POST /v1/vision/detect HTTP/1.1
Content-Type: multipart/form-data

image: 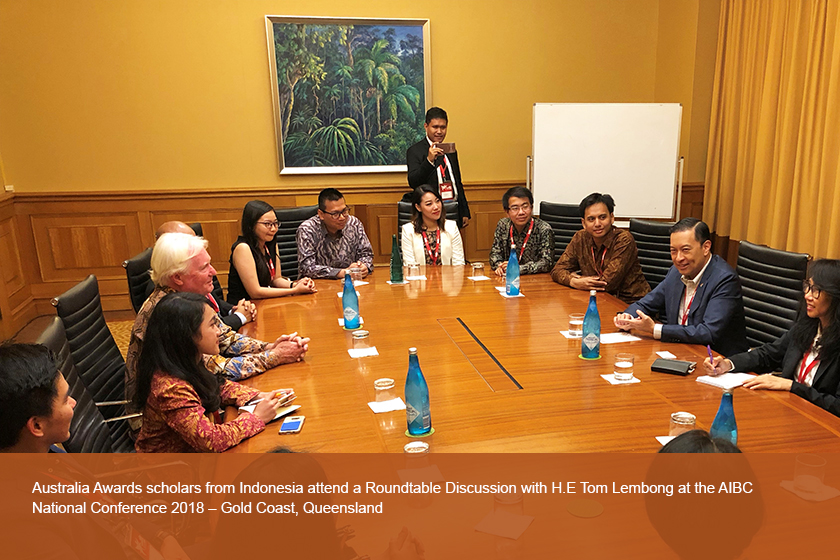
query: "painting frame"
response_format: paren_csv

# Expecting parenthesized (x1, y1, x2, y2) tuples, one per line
(264, 15, 431, 175)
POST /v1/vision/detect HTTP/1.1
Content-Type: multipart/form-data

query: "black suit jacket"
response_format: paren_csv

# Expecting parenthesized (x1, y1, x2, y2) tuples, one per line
(729, 330, 840, 417)
(406, 139, 471, 224)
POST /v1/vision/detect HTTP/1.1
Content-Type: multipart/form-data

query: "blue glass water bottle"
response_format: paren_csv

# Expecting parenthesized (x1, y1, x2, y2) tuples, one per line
(581, 290, 601, 359)
(506, 243, 521, 296)
(342, 274, 360, 330)
(710, 390, 738, 445)
(405, 347, 432, 436)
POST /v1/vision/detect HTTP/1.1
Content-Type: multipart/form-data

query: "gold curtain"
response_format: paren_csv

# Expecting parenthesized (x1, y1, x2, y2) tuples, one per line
(704, 0, 840, 258)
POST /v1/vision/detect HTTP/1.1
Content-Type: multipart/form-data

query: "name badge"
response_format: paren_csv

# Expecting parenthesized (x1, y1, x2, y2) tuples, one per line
(439, 182, 454, 200)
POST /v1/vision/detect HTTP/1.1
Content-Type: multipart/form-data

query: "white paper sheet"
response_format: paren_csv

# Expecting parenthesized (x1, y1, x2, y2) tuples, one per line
(237, 404, 300, 422)
(474, 510, 535, 540)
(601, 374, 641, 385)
(467, 275, 491, 281)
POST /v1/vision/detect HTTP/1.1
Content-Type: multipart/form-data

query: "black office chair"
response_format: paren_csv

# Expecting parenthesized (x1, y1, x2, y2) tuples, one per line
(51, 275, 133, 447)
(396, 200, 458, 246)
(122, 248, 153, 314)
(189, 222, 203, 236)
(737, 240, 810, 348)
(538, 202, 581, 260)
(36, 317, 136, 453)
(629, 219, 675, 289)
(275, 205, 318, 280)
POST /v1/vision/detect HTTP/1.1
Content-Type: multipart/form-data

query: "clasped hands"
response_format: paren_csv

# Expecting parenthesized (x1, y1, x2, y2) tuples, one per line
(613, 310, 656, 335)
(265, 331, 310, 363)
(339, 262, 370, 279)
(231, 299, 257, 322)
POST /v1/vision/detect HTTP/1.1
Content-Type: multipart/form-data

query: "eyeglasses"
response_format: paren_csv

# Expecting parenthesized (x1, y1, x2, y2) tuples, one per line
(321, 206, 351, 218)
(257, 221, 280, 229)
(508, 204, 531, 213)
(803, 281, 822, 298)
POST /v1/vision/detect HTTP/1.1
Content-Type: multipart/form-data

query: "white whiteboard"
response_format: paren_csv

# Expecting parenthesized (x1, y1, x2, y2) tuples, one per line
(532, 103, 682, 219)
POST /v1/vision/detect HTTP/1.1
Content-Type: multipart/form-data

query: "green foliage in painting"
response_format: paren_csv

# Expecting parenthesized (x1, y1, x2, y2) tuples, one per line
(273, 22, 426, 167)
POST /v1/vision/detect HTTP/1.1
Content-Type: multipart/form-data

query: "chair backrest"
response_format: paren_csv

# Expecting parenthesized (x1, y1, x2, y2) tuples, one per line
(275, 205, 318, 280)
(737, 240, 810, 348)
(51, 275, 128, 411)
(36, 317, 133, 452)
(538, 202, 581, 259)
(189, 222, 203, 236)
(123, 247, 153, 314)
(396, 200, 458, 246)
(629, 219, 675, 289)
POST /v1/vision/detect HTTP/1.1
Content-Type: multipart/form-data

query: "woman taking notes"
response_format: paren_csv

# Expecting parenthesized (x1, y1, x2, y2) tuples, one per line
(704, 259, 840, 417)
(227, 200, 316, 303)
(401, 185, 465, 266)
(134, 292, 292, 452)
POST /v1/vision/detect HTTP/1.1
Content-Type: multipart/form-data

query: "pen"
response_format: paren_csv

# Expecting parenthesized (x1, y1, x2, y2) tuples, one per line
(706, 344, 714, 365)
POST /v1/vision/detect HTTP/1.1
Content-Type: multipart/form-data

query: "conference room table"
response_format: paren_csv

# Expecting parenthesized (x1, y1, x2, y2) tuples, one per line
(231, 265, 840, 453)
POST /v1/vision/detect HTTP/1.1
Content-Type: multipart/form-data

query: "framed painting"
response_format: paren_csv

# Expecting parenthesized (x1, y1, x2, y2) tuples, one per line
(265, 16, 431, 175)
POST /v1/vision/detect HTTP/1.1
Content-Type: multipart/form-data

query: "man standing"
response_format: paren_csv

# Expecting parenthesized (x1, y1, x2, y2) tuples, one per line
(551, 193, 649, 303)
(490, 186, 555, 275)
(406, 107, 471, 228)
(126, 233, 309, 414)
(296, 188, 374, 279)
(614, 218, 748, 356)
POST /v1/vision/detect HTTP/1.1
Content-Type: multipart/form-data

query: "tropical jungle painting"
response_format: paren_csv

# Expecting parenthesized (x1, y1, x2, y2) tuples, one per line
(267, 17, 429, 172)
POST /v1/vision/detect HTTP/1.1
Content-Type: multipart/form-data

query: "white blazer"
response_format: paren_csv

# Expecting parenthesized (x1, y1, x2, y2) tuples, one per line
(401, 220, 465, 266)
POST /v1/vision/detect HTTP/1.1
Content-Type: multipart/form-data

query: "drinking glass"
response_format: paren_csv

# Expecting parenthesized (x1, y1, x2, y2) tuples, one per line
(568, 313, 584, 337)
(669, 412, 696, 436)
(471, 262, 485, 277)
(794, 454, 826, 493)
(614, 353, 634, 381)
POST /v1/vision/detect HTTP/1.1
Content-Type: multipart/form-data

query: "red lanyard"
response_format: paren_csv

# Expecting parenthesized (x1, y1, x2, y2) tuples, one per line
(798, 345, 820, 384)
(681, 290, 697, 325)
(590, 245, 608, 277)
(422, 229, 441, 265)
(510, 219, 534, 260)
(206, 294, 220, 313)
(265, 248, 276, 279)
(438, 163, 449, 182)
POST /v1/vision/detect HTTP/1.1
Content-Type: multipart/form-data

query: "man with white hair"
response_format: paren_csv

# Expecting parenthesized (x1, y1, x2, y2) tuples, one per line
(125, 232, 309, 416)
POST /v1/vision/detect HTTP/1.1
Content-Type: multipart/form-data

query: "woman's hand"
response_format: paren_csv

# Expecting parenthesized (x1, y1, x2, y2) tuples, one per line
(253, 393, 282, 423)
(743, 374, 793, 392)
(294, 277, 317, 294)
(703, 356, 732, 377)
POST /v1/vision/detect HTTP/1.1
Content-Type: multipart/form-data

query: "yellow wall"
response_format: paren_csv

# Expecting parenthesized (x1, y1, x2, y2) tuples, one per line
(0, 0, 717, 192)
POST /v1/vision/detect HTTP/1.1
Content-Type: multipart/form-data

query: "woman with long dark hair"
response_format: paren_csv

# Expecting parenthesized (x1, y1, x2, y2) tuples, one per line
(227, 200, 316, 303)
(400, 185, 464, 266)
(705, 259, 840, 417)
(134, 292, 289, 452)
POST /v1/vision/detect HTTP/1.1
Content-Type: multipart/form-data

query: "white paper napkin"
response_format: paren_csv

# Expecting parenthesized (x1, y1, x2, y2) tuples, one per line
(559, 331, 640, 343)
(655, 435, 676, 446)
(500, 291, 525, 298)
(474, 510, 534, 540)
(780, 480, 840, 502)
(405, 275, 427, 281)
(348, 346, 379, 358)
(467, 275, 491, 281)
(386, 280, 409, 285)
(353, 280, 369, 287)
(601, 374, 641, 385)
(397, 464, 445, 484)
(367, 397, 406, 413)
(337, 290, 360, 297)
(656, 351, 677, 359)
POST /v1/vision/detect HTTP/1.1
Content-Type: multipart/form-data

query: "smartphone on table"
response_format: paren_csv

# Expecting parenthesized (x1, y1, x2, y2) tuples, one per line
(279, 415, 305, 434)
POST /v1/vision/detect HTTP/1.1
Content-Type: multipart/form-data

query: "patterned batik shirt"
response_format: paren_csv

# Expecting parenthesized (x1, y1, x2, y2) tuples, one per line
(126, 286, 285, 414)
(134, 372, 263, 453)
(489, 217, 556, 274)
(296, 215, 374, 279)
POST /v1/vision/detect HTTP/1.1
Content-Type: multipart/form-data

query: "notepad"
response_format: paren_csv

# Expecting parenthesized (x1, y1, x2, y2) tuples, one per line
(237, 404, 300, 422)
(696, 372, 756, 390)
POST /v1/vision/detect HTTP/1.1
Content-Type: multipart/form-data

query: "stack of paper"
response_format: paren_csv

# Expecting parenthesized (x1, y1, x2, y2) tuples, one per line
(696, 372, 756, 390)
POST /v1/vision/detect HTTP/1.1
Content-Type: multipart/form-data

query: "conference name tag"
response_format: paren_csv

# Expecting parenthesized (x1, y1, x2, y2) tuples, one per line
(439, 182, 454, 200)
(583, 333, 599, 351)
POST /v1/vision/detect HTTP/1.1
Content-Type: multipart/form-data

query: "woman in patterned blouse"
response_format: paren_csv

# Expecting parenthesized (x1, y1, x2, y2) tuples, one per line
(400, 185, 465, 266)
(134, 292, 288, 452)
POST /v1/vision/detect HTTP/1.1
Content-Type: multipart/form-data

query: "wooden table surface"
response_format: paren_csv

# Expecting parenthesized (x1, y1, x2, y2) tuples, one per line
(231, 266, 840, 453)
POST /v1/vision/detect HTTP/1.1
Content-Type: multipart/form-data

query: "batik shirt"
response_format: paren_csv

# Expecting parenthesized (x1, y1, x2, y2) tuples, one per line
(296, 215, 374, 279)
(134, 372, 263, 453)
(489, 217, 555, 274)
(126, 286, 283, 413)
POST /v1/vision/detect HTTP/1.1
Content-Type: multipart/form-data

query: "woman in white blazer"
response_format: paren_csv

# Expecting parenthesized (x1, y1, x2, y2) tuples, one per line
(401, 186, 465, 266)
